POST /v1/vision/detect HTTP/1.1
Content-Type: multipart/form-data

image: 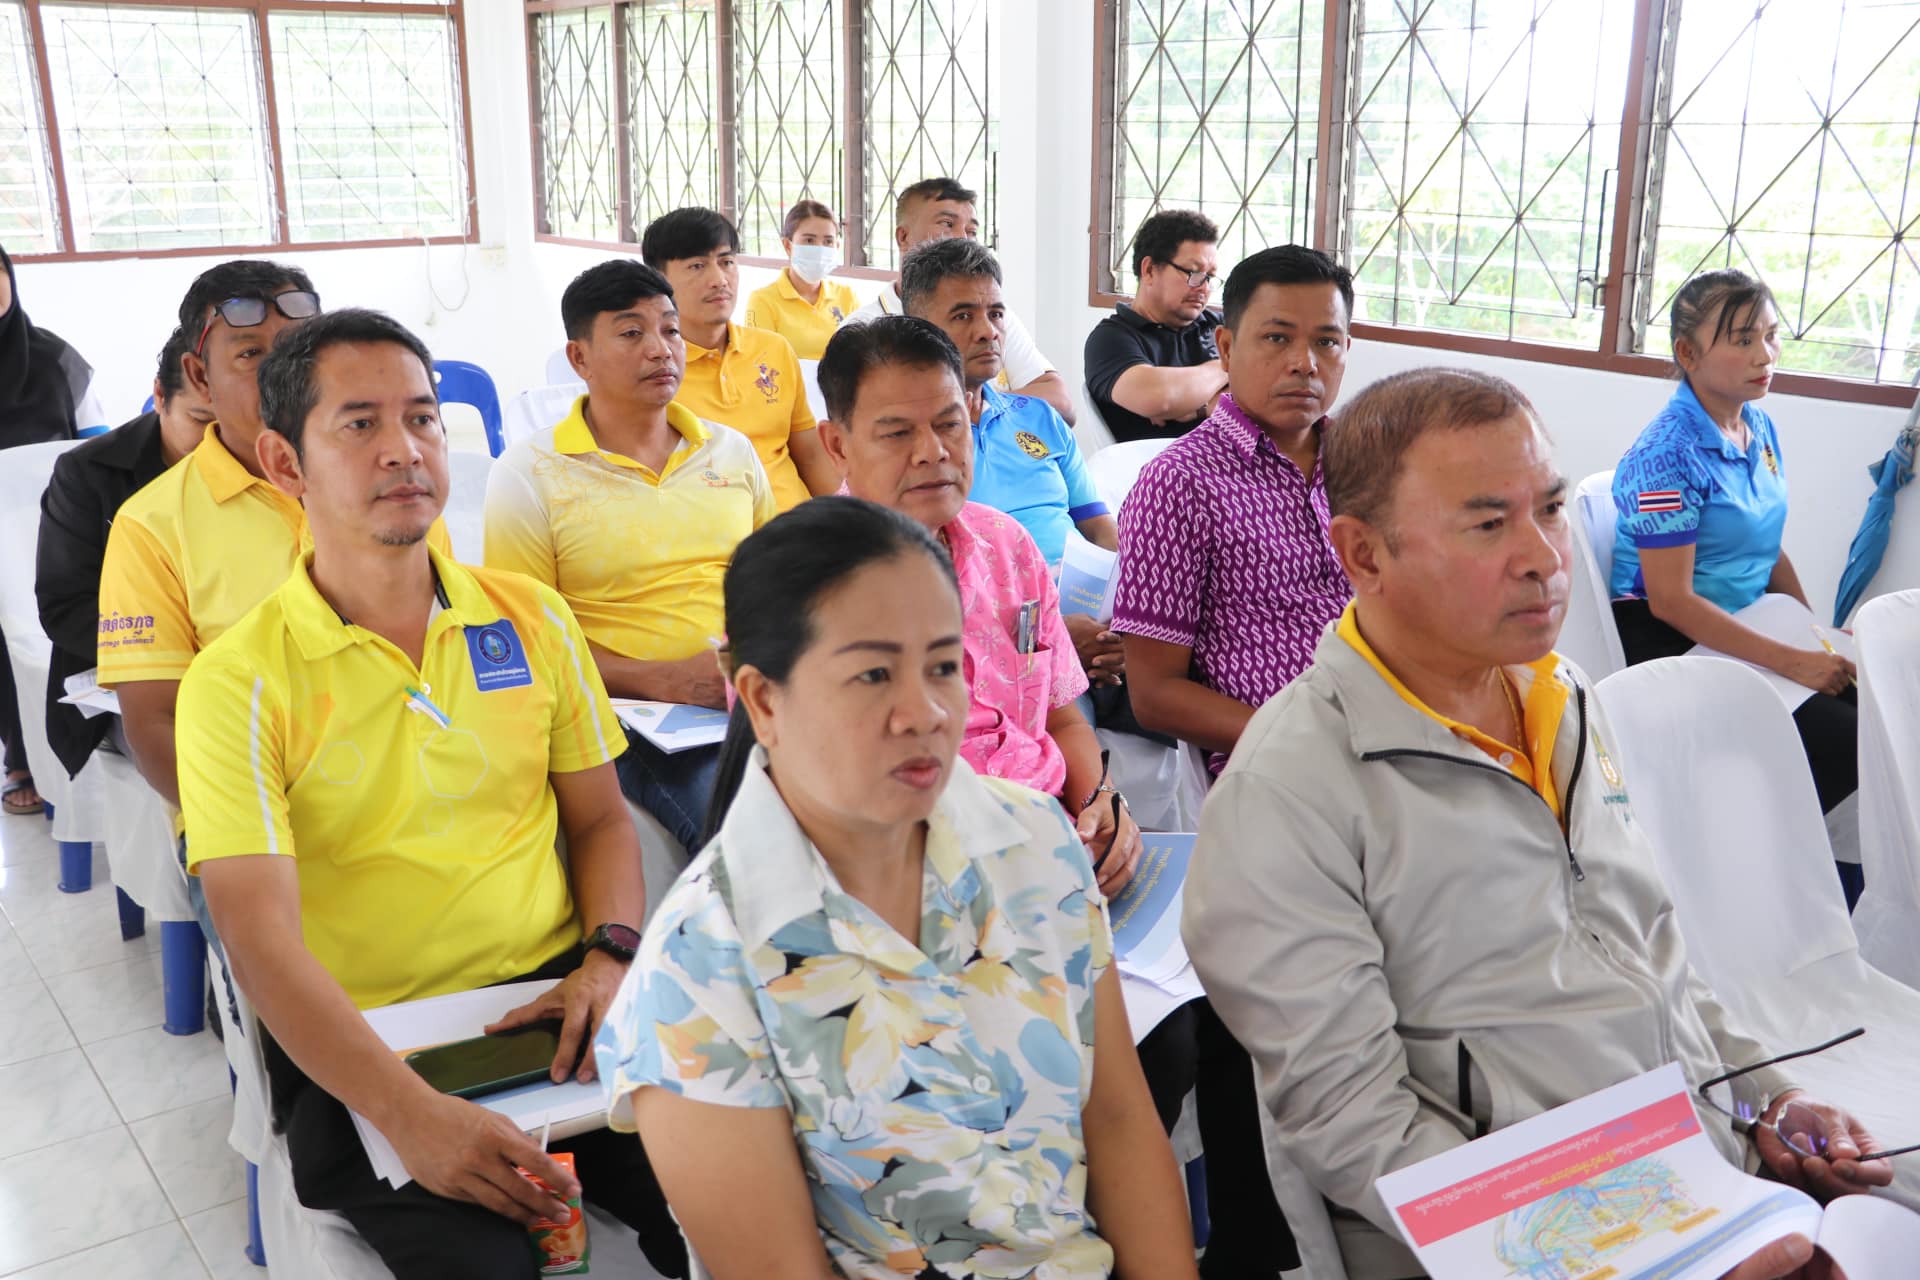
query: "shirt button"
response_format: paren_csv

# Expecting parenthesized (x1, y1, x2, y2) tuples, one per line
(1010, 1187, 1028, 1207)
(973, 1073, 994, 1092)
(1499, 752, 1515, 766)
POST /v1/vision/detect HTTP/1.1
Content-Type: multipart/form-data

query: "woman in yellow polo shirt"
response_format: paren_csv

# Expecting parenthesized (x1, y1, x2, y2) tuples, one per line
(744, 199, 860, 360)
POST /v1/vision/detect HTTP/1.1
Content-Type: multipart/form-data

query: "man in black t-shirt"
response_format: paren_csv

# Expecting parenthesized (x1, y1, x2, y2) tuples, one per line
(1083, 210, 1228, 443)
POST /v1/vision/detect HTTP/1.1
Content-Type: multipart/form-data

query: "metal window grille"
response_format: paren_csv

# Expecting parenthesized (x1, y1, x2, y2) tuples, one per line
(732, 0, 842, 256)
(532, 5, 620, 241)
(1337, 0, 1631, 347)
(1, 1, 57, 251)
(269, 10, 469, 243)
(859, 0, 996, 269)
(40, 3, 277, 252)
(1101, 0, 1323, 295)
(1635, 0, 1920, 385)
(625, 0, 718, 234)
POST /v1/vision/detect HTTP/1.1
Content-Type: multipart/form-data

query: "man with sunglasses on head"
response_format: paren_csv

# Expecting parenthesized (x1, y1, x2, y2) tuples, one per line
(1084, 209, 1227, 443)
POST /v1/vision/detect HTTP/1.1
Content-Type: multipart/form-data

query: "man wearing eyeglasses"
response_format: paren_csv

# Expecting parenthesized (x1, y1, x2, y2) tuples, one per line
(1185, 367, 1891, 1280)
(1083, 209, 1228, 443)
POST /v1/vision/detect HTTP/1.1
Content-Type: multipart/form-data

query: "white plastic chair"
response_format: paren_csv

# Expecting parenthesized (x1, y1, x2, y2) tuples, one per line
(1086, 437, 1175, 517)
(1852, 590, 1920, 987)
(1563, 470, 1627, 679)
(798, 358, 825, 421)
(442, 450, 494, 564)
(0, 440, 100, 884)
(1595, 656, 1920, 1208)
(503, 383, 587, 452)
(546, 347, 577, 387)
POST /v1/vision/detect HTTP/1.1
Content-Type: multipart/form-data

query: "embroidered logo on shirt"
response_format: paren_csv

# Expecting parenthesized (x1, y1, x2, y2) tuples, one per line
(701, 468, 730, 487)
(1636, 489, 1683, 513)
(754, 363, 780, 402)
(830, 306, 845, 321)
(1014, 430, 1050, 460)
(465, 619, 533, 691)
(1762, 442, 1779, 475)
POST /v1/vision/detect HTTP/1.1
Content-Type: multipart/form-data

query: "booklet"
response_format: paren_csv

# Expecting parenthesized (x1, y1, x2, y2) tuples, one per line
(1377, 1062, 1920, 1279)
(1688, 594, 1857, 713)
(1109, 832, 1194, 983)
(611, 699, 730, 753)
(59, 668, 120, 718)
(1057, 536, 1118, 623)
(351, 981, 608, 1188)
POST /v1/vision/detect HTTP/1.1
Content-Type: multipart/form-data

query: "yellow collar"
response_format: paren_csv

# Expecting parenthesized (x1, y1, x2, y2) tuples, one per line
(196, 422, 276, 505)
(681, 323, 740, 364)
(281, 543, 497, 661)
(552, 396, 710, 469)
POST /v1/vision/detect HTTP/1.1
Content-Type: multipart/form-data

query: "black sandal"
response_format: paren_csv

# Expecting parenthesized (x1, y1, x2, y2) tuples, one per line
(1, 774, 43, 817)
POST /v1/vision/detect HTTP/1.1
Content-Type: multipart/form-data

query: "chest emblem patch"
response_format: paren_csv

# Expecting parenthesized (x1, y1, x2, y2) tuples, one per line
(701, 468, 730, 487)
(1762, 441, 1779, 475)
(754, 362, 780, 402)
(1015, 430, 1050, 460)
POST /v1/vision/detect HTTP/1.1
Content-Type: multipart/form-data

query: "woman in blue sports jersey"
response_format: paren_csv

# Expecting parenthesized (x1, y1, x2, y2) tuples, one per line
(1608, 269, 1860, 903)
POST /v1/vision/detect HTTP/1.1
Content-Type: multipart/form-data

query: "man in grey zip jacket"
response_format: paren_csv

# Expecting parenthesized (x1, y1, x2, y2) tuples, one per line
(1184, 367, 1889, 1280)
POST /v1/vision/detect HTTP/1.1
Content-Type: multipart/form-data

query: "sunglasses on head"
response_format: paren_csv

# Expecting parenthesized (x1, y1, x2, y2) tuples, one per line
(195, 290, 321, 355)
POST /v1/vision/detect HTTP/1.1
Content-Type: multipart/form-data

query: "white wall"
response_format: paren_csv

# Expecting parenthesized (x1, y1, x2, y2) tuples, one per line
(15, 0, 1913, 614)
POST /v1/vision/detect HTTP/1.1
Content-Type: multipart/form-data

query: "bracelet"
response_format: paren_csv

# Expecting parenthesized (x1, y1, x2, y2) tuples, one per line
(1083, 781, 1121, 811)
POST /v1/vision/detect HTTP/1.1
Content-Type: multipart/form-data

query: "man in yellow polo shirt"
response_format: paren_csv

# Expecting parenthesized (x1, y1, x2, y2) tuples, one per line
(177, 308, 686, 1279)
(485, 260, 775, 851)
(639, 206, 836, 509)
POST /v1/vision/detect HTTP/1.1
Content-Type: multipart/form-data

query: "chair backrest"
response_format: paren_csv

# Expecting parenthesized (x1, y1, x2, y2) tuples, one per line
(1087, 437, 1175, 515)
(1851, 589, 1920, 985)
(545, 347, 577, 386)
(1560, 469, 1627, 678)
(433, 360, 504, 457)
(443, 450, 494, 564)
(1594, 657, 1858, 1038)
(798, 357, 825, 421)
(1077, 392, 1118, 454)
(0, 440, 79, 654)
(502, 383, 587, 451)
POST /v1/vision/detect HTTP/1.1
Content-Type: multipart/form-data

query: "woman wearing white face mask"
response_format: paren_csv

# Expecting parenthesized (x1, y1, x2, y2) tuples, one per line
(745, 199, 861, 359)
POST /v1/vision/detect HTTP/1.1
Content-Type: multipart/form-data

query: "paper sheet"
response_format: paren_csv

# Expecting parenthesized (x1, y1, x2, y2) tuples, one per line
(59, 668, 120, 718)
(1057, 537, 1117, 623)
(350, 981, 609, 1188)
(1378, 1064, 1830, 1279)
(612, 699, 729, 753)
(1119, 962, 1203, 1042)
(1688, 594, 1858, 713)
(1815, 1193, 1920, 1278)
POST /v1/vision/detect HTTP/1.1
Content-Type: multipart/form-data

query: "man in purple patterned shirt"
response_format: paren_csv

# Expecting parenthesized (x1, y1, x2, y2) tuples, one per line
(1112, 244, 1357, 774)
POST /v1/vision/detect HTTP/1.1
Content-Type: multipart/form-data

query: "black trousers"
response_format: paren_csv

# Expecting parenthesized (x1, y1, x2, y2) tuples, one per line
(263, 950, 686, 1280)
(1136, 997, 1300, 1277)
(0, 625, 25, 777)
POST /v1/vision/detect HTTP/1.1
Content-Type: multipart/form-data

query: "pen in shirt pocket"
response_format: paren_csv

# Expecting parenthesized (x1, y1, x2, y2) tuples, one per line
(404, 685, 451, 728)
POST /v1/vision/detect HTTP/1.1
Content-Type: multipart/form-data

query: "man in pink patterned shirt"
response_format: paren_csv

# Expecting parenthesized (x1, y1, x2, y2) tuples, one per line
(815, 315, 1143, 896)
(1113, 245, 1357, 774)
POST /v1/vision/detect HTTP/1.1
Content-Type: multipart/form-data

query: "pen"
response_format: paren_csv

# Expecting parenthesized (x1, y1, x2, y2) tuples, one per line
(404, 685, 452, 728)
(1809, 626, 1857, 686)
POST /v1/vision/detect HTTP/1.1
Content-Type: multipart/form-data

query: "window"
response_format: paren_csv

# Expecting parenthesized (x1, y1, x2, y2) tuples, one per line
(732, 0, 842, 256)
(1636, 0, 1920, 384)
(1095, 0, 1920, 395)
(527, 0, 998, 268)
(1099, 0, 1323, 295)
(12, 0, 472, 259)
(859, 0, 996, 267)
(531, 6, 619, 241)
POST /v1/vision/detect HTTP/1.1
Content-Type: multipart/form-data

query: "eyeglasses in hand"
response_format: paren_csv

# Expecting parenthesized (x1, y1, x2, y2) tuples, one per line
(1696, 1028, 1919, 1162)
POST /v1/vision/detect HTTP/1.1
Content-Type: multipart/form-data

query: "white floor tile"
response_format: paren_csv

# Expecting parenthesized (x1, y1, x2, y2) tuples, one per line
(0, 1047, 119, 1160)
(12, 888, 161, 980)
(130, 1096, 247, 1219)
(0, 979, 77, 1069)
(0, 1127, 174, 1273)
(6, 1219, 211, 1280)
(85, 1022, 228, 1124)
(0, 930, 38, 991)
(182, 1197, 262, 1280)
(0, 812, 56, 868)
(43, 947, 166, 1044)
(0, 847, 108, 927)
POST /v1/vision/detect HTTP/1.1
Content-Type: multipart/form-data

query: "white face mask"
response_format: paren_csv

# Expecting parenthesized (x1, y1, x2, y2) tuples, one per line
(789, 243, 839, 286)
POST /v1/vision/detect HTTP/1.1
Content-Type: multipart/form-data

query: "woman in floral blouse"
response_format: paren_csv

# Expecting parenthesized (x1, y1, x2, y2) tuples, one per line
(595, 496, 1197, 1279)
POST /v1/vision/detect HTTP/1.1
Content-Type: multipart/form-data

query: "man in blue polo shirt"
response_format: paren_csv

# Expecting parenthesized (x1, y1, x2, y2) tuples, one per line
(900, 238, 1115, 567)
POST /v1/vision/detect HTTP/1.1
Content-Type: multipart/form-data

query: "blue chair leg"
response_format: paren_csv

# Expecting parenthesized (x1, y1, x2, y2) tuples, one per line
(42, 800, 53, 823)
(246, 1162, 267, 1266)
(116, 887, 146, 940)
(1186, 1154, 1210, 1249)
(160, 921, 207, 1035)
(57, 838, 92, 893)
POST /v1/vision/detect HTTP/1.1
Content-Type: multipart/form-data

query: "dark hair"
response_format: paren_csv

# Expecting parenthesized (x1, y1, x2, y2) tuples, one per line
(894, 177, 977, 231)
(257, 308, 437, 457)
(560, 260, 675, 341)
(782, 199, 838, 240)
(154, 325, 193, 404)
(1222, 244, 1354, 332)
(816, 315, 966, 423)
(1131, 208, 1219, 279)
(639, 207, 741, 269)
(1324, 367, 1543, 536)
(898, 237, 1001, 317)
(701, 497, 961, 844)
(177, 259, 315, 336)
(1669, 268, 1777, 366)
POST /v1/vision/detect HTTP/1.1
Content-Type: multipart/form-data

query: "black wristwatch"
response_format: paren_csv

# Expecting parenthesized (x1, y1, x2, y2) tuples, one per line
(584, 922, 641, 963)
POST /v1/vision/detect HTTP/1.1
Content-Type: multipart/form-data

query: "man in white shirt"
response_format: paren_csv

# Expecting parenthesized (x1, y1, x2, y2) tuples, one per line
(844, 176, 1074, 425)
